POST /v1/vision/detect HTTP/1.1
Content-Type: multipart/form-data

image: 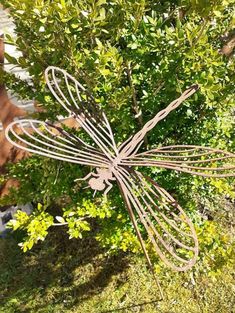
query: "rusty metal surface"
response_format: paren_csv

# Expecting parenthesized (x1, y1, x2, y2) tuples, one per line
(5, 67, 235, 295)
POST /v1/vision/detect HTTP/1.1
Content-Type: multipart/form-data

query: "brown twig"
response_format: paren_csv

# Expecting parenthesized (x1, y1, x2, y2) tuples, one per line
(125, 61, 148, 147)
(191, 18, 209, 48)
(153, 80, 165, 96)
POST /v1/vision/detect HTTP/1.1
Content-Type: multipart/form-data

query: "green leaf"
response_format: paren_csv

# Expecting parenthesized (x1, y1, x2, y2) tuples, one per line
(71, 23, 80, 29)
(97, 0, 106, 6)
(55, 216, 66, 223)
(4, 52, 18, 65)
(127, 42, 138, 49)
(100, 68, 111, 76)
(99, 7, 106, 20)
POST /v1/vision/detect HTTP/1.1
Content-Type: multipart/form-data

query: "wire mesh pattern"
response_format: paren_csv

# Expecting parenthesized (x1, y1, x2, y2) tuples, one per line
(5, 67, 235, 290)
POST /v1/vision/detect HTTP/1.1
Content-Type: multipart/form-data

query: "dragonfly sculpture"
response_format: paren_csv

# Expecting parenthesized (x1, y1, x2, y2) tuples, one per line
(5, 67, 235, 293)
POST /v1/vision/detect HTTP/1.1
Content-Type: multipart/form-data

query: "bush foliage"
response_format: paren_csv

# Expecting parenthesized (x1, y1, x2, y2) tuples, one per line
(1, 0, 235, 276)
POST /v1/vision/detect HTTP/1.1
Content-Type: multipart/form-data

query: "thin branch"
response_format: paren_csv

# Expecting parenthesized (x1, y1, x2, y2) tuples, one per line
(52, 216, 87, 227)
(153, 80, 165, 96)
(52, 222, 68, 226)
(125, 61, 148, 147)
(191, 18, 209, 48)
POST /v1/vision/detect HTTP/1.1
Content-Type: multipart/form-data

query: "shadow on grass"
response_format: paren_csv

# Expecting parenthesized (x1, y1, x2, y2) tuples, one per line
(0, 227, 129, 312)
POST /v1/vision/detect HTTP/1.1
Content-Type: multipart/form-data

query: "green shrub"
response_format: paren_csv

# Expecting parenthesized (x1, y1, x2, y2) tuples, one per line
(1, 0, 234, 275)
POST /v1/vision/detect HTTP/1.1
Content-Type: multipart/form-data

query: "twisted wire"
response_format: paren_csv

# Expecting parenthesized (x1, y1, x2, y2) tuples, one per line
(120, 85, 199, 157)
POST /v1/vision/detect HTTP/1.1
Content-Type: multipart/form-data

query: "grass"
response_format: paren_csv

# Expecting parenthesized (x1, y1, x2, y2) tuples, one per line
(0, 226, 234, 313)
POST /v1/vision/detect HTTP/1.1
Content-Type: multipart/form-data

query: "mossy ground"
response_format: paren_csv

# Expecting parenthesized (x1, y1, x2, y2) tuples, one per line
(0, 228, 234, 313)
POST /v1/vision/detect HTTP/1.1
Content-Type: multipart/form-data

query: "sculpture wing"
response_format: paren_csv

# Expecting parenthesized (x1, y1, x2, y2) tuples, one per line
(115, 167, 198, 271)
(5, 119, 110, 168)
(122, 145, 235, 177)
(45, 66, 118, 161)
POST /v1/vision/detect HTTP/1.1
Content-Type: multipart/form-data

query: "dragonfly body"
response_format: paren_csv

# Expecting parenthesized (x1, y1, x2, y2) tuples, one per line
(85, 155, 126, 194)
(86, 167, 116, 194)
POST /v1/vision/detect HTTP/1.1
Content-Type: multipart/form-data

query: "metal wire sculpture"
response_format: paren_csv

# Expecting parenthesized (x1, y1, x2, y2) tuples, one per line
(5, 67, 235, 296)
